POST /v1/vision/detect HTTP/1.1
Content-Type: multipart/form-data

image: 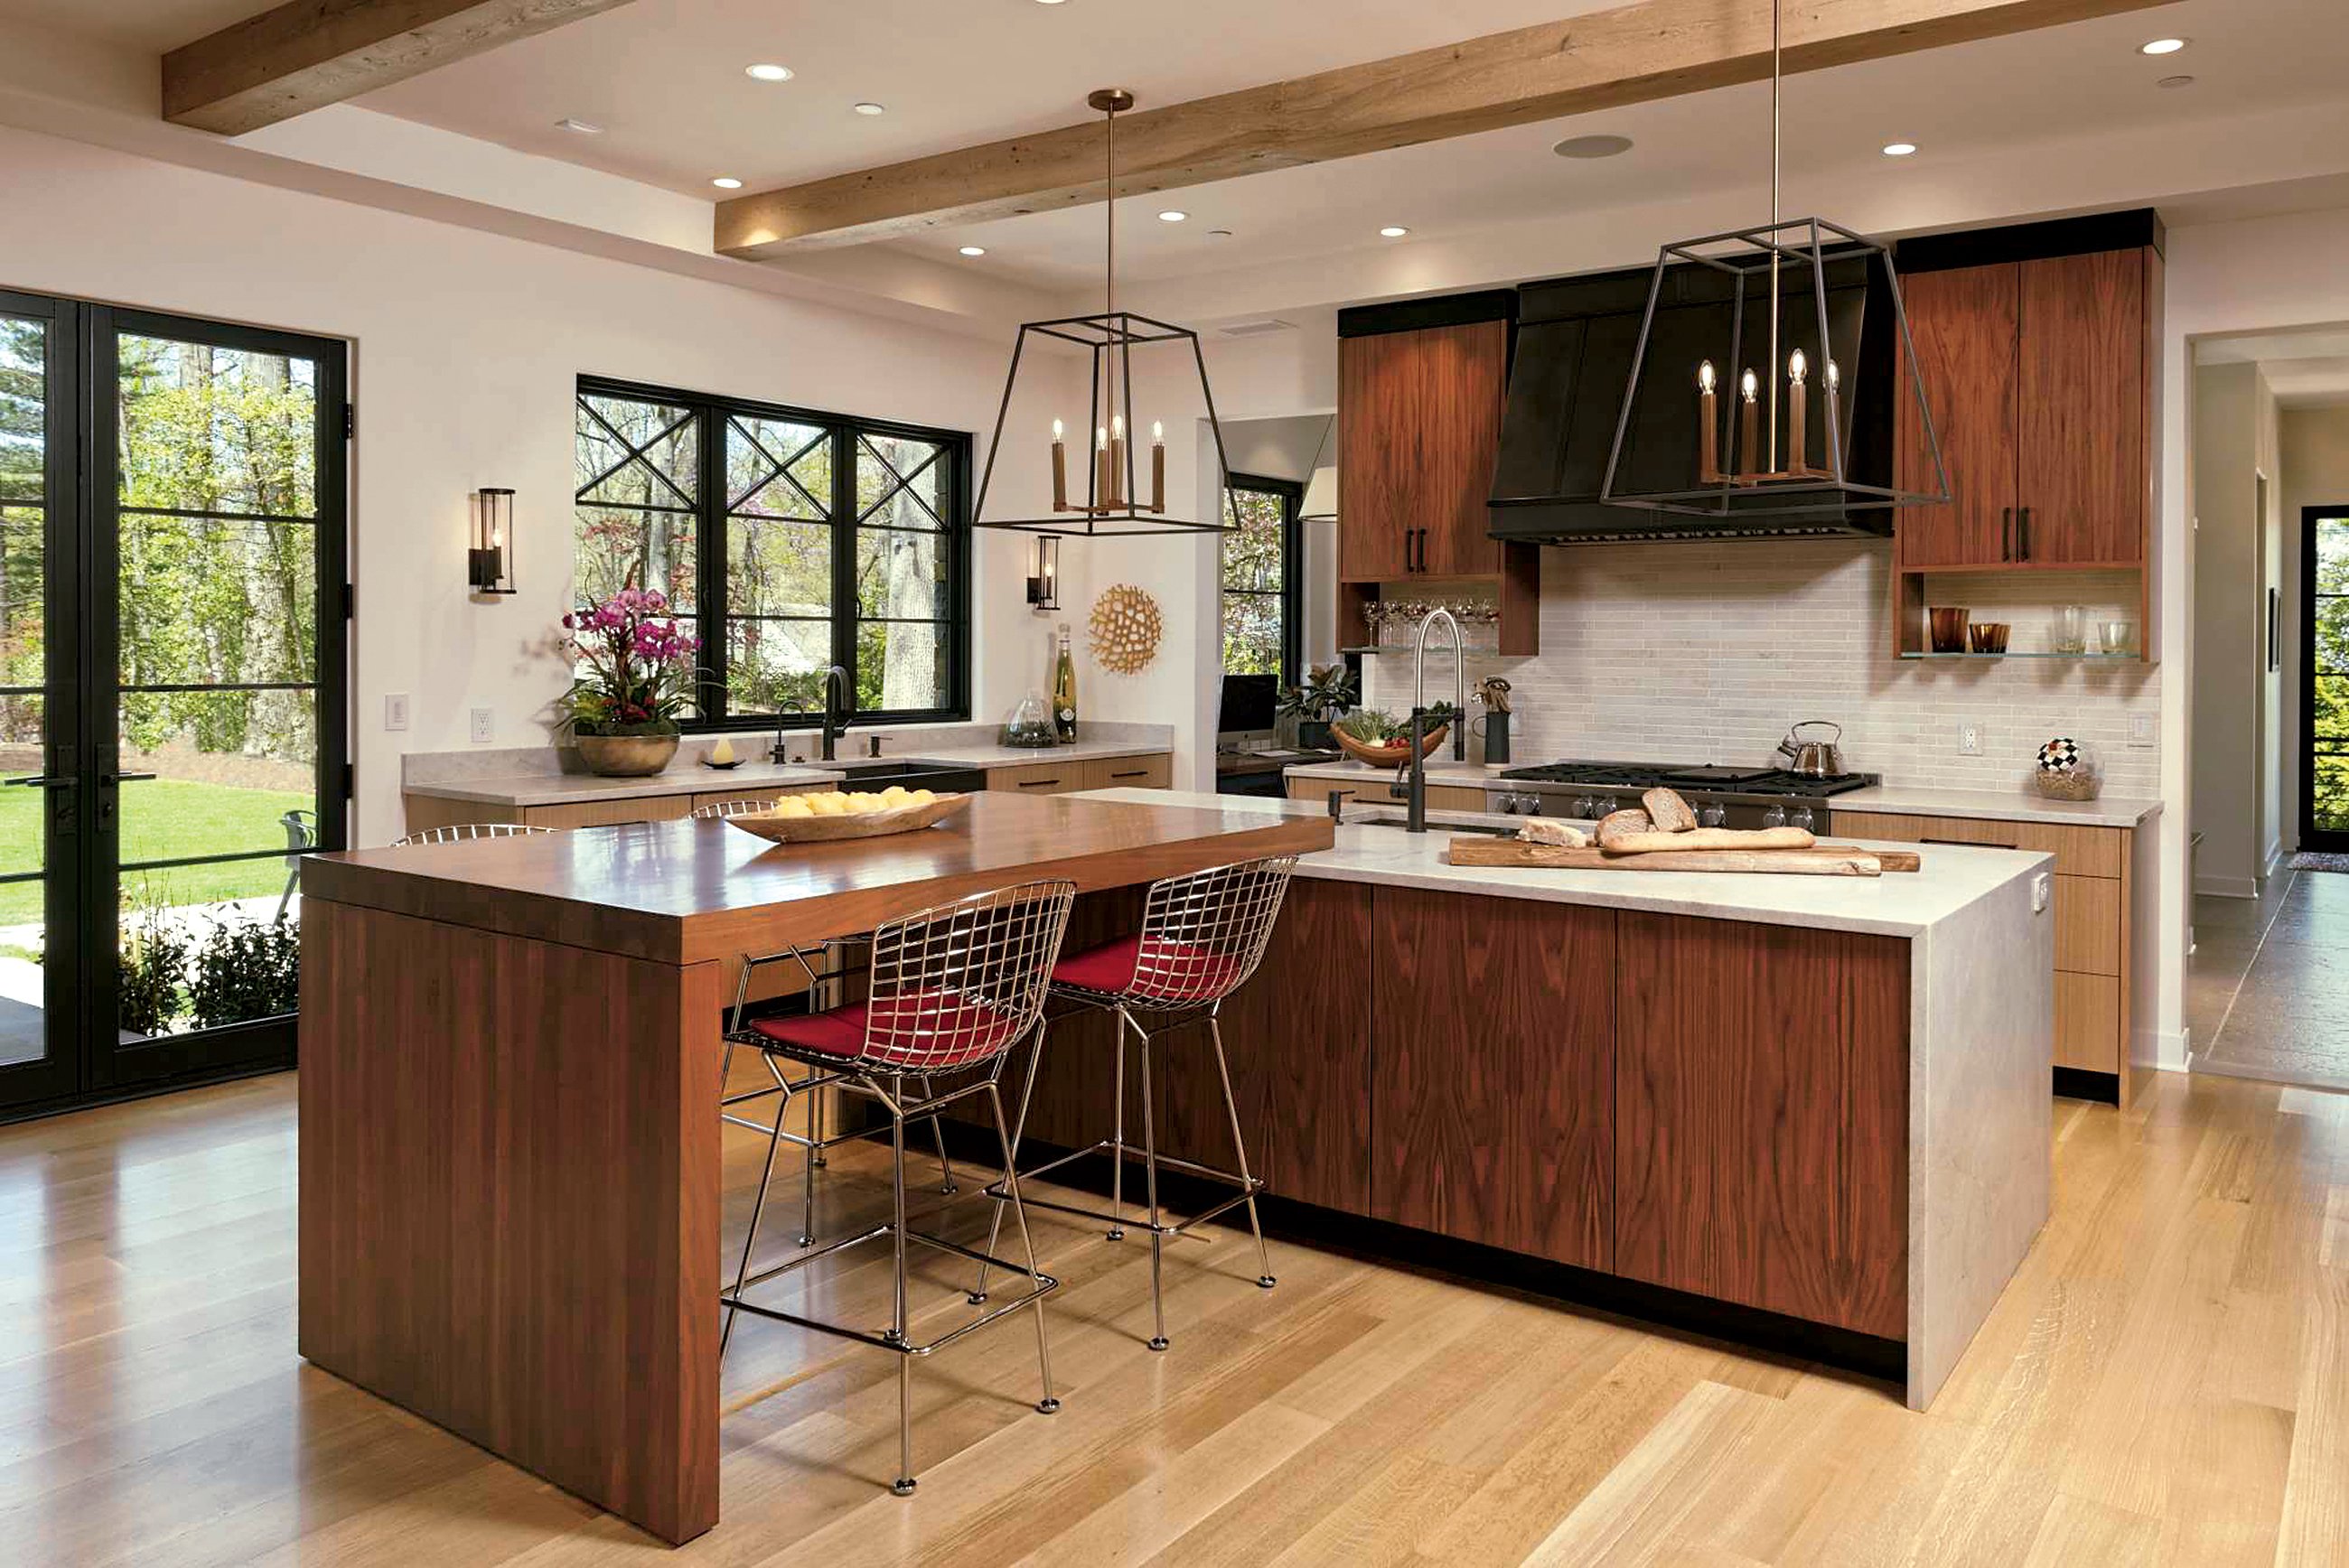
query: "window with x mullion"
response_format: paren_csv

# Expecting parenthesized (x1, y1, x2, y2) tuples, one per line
(574, 376, 971, 728)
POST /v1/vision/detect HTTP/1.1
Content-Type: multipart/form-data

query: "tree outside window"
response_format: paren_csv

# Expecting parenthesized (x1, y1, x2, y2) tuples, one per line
(571, 379, 969, 727)
(1221, 474, 1301, 680)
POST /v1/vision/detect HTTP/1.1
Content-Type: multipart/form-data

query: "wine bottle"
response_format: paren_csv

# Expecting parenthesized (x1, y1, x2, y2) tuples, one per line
(1052, 623, 1078, 743)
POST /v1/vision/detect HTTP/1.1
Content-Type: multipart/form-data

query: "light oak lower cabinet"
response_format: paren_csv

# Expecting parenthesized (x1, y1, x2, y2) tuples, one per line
(1833, 807, 2137, 1102)
(1088, 754, 1173, 790)
(1286, 775, 1487, 813)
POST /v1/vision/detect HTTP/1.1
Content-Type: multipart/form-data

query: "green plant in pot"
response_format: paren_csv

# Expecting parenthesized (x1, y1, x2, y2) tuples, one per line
(558, 586, 705, 777)
(1277, 663, 1357, 751)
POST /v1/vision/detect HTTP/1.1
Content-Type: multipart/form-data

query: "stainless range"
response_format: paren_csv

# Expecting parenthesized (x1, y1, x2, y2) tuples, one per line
(1485, 761, 1881, 832)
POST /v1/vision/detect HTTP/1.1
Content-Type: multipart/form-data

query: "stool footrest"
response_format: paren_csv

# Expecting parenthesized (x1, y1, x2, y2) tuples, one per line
(984, 1140, 1263, 1237)
(724, 1223, 1058, 1357)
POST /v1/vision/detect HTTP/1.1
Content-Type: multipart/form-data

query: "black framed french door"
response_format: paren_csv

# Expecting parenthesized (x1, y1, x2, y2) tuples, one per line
(2306, 504, 2349, 854)
(0, 292, 348, 1118)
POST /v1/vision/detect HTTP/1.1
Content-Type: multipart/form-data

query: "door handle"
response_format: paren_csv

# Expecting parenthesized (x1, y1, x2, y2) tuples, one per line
(3, 776, 75, 789)
(103, 772, 158, 785)
(2017, 507, 2031, 562)
(2002, 507, 2013, 562)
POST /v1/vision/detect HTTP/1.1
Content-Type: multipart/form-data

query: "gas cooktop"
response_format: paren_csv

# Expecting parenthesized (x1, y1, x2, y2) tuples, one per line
(1498, 761, 1880, 798)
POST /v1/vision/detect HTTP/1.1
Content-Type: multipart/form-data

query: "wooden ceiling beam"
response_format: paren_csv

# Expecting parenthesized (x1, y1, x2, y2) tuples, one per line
(164, 0, 639, 136)
(715, 0, 2177, 258)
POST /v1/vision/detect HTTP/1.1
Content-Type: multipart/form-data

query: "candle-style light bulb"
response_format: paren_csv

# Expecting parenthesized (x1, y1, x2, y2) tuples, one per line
(1736, 369, 1762, 480)
(1741, 369, 1759, 401)
(1785, 350, 1811, 477)
(1095, 425, 1107, 450)
(1111, 414, 1124, 440)
(1699, 359, 1717, 393)
(1148, 418, 1166, 513)
(1788, 348, 1807, 384)
(1696, 359, 1721, 483)
(1053, 418, 1064, 440)
(1826, 359, 1840, 390)
(1050, 418, 1069, 511)
(1151, 420, 1164, 443)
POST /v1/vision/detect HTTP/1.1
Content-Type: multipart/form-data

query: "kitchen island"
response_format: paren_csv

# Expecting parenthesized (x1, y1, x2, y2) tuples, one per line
(1024, 790, 2055, 1421)
(295, 789, 1332, 1545)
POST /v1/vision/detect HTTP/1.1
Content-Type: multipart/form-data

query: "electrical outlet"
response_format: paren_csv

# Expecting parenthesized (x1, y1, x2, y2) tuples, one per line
(470, 706, 494, 744)
(2129, 712, 2157, 748)
(1958, 723, 1984, 757)
(383, 693, 409, 732)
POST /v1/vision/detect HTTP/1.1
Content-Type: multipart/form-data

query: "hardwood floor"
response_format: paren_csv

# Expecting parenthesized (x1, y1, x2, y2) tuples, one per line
(5, 1055, 2348, 1564)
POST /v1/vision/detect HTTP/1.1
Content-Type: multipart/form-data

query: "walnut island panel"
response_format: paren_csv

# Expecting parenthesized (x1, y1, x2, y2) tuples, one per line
(295, 791, 1335, 1545)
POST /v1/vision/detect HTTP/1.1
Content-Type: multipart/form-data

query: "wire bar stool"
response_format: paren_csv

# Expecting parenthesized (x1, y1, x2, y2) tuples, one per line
(388, 822, 559, 846)
(720, 878, 1077, 1497)
(692, 797, 788, 818)
(976, 856, 1296, 1352)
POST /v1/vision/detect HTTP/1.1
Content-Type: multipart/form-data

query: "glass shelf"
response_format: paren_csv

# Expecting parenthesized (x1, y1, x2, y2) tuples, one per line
(1899, 650, 2138, 660)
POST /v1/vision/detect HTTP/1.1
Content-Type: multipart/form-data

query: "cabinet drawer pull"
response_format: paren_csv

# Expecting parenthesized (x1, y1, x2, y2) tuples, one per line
(1109, 769, 1146, 779)
(1922, 834, 2017, 850)
(1016, 778, 1060, 789)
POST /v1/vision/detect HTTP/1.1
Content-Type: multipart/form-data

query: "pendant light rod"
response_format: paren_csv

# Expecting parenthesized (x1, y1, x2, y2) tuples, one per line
(1766, 0, 1783, 469)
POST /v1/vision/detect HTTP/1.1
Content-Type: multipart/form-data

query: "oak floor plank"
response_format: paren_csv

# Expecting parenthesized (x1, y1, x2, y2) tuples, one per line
(2276, 1266, 2349, 1567)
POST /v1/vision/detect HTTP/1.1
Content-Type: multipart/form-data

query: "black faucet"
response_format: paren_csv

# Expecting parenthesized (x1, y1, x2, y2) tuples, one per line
(819, 665, 851, 761)
(1390, 609, 1467, 833)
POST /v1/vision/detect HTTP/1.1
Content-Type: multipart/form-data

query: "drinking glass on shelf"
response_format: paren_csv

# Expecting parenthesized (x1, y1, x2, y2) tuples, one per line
(2054, 604, 2089, 655)
(2099, 620, 2135, 657)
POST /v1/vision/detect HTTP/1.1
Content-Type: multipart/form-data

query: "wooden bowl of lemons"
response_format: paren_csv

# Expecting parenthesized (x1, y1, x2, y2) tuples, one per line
(719, 787, 973, 845)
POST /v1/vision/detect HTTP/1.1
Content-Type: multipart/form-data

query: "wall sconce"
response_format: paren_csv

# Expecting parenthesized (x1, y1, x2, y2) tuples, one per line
(1025, 534, 1060, 611)
(468, 488, 516, 596)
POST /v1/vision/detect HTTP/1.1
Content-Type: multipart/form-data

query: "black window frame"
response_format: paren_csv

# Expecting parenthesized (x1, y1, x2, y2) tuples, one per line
(575, 374, 973, 733)
(1220, 471, 1304, 685)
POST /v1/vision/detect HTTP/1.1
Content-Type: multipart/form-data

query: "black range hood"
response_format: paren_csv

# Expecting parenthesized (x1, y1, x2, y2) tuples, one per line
(1489, 257, 1898, 545)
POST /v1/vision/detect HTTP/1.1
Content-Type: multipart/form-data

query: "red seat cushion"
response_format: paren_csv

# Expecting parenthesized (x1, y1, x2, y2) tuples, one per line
(750, 989, 1025, 1070)
(1051, 935, 1244, 1004)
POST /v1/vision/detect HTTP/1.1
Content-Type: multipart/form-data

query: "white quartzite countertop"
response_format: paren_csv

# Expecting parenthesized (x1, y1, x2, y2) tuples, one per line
(402, 724, 1175, 807)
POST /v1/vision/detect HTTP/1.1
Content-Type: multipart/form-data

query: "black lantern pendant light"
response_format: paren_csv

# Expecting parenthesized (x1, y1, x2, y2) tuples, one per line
(1599, 0, 1949, 527)
(973, 89, 1238, 539)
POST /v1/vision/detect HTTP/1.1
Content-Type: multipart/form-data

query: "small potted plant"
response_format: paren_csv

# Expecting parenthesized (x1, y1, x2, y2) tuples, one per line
(1277, 663, 1357, 751)
(559, 587, 703, 777)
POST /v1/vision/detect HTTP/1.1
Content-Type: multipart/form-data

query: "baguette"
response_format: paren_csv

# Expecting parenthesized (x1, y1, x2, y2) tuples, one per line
(1641, 787, 1699, 835)
(1598, 826, 1818, 855)
(1515, 818, 1589, 848)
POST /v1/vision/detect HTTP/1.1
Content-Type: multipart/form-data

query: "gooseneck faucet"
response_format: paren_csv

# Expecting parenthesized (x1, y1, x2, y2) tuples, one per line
(1393, 608, 1467, 833)
(819, 665, 851, 761)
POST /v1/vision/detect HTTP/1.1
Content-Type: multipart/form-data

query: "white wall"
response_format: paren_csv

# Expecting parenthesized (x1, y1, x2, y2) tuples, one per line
(2189, 361, 2280, 896)
(2280, 404, 2349, 847)
(2162, 204, 2349, 1071)
(0, 121, 1067, 845)
(1220, 412, 1340, 669)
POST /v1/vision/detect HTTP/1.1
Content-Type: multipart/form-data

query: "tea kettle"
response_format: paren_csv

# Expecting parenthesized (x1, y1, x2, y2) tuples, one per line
(1774, 720, 1846, 778)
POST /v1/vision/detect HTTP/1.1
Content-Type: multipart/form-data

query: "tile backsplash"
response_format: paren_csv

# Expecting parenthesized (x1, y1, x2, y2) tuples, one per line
(1361, 538, 2160, 798)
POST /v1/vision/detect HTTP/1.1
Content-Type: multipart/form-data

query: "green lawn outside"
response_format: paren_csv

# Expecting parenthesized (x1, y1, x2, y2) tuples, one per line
(0, 777, 308, 929)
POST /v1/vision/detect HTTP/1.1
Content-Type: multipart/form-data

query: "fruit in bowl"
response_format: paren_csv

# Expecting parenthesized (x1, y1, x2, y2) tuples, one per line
(1330, 706, 1455, 765)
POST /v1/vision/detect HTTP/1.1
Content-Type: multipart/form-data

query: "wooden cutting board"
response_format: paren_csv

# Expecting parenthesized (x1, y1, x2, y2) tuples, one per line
(1445, 836, 1921, 875)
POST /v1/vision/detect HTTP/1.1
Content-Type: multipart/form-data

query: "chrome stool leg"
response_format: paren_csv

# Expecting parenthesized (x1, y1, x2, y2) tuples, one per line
(1107, 1020, 1127, 1241)
(985, 1075, 1059, 1415)
(723, 1082, 791, 1361)
(1207, 1010, 1276, 1290)
(1131, 1007, 1169, 1352)
(921, 1072, 958, 1194)
(972, 1022, 1048, 1307)
(884, 1092, 916, 1495)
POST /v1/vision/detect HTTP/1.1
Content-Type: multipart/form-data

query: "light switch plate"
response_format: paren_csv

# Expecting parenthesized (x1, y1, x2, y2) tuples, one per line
(1958, 723, 1984, 757)
(383, 693, 409, 732)
(470, 706, 493, 744)
(2129, 713, 2157, 748)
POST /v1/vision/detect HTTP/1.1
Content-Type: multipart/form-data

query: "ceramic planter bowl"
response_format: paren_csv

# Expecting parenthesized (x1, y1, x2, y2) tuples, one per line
(575, 733, 680, 777)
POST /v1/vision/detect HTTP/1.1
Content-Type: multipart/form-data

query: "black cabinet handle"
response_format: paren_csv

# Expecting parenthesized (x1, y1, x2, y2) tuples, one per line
(1015, 778, 1060, 789)
(2018, 507, 2031, 562)
(2002, 507, 2013, 561)
(1109, 769, 1146, 779)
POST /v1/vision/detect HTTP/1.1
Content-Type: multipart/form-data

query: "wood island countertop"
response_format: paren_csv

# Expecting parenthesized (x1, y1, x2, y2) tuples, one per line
(303, 789, 1335, 965)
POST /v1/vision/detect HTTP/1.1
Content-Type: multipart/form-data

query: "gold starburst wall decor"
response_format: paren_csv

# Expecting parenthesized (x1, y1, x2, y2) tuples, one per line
(1087, 583, 1162, 676)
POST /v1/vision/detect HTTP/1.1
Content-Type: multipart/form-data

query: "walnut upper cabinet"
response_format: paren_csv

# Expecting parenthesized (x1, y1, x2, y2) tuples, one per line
(1338, 317, 1508, 580)
(1895, 232, 2157, 573)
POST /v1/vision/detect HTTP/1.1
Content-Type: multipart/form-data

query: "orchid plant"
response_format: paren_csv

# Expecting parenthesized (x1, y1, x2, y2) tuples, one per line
(558, 587, 704, 736)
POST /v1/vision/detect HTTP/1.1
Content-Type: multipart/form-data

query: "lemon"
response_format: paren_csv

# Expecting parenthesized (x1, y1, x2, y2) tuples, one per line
(774, 797, 815, 818)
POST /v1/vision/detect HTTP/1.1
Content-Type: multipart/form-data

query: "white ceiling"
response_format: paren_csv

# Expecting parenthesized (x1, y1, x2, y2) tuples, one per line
(9, 0, 2349, 303)
(2202, 330, 2349, 407)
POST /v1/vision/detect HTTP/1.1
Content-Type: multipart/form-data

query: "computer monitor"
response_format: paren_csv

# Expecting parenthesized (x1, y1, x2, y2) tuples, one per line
(1217, 673, 1278, 737)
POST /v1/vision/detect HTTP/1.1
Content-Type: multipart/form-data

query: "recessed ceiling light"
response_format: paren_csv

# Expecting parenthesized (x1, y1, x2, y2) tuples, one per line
(1552, 134, 1634, 159)
(1034, 0, 1068, 5)
(1157, 210, 1188, 223)
(555, 117, 604, 135)
(959, 245, 987, 257)
(1379, 225, 1409, 238)
(2139, 36, 2188, 55)
(744, 62, 792, 82)
(853, 101, 886, 116)
(1882, 142, 1918, 157)
(711, 176, 744, 190)
(2157, 74, 2196, 89)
